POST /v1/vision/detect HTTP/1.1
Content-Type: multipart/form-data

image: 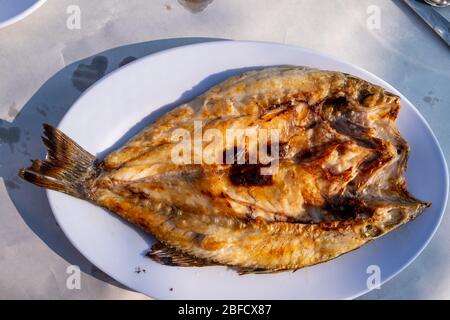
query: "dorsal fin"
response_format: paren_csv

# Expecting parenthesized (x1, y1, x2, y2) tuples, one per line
(147, 242, 216, 267)
(236, 267, 289, 275)
(148, 242, 292, 274)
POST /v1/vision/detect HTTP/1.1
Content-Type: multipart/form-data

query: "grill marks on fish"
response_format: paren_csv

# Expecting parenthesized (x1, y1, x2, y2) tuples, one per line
(331, 118, 381, 149)
(324, 197, 375, 221)
(294, 141, 341, 164)
(260, 97, 305, 120)
(18, 66, 430, 272)
(357, 89, 374, 105)
(224, 145, 278, 187)
(229, 164, 273, 186)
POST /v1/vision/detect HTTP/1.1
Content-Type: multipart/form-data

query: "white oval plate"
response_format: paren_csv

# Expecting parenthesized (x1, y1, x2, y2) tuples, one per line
(0, 0, 46, 29)
(48, 41, 448, 299)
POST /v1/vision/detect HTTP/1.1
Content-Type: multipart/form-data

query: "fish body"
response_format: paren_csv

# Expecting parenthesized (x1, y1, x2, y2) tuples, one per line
(20, 66, 430, 273)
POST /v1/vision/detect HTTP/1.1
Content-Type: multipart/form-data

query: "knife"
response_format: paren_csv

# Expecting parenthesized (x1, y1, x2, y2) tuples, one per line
(403, 0, 450, 46)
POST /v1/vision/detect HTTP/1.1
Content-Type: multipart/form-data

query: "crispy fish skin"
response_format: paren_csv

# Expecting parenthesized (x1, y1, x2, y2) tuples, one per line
(19, 66, 430, 272)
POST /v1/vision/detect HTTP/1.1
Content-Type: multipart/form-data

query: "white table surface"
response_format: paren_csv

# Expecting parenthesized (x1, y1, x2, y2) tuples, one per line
(0, 0, 449, 300)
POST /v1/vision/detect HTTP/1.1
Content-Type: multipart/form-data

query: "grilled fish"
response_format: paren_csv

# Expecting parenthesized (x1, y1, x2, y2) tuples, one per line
(19, 66, 430, 273)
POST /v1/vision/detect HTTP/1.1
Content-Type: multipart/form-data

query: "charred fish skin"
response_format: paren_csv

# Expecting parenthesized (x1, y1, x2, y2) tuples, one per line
(19, 66, 430, 273)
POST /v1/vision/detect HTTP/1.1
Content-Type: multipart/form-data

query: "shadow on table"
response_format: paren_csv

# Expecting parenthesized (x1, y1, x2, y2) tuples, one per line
(0, 37, 236, 290)
(1, 36, 284, 291)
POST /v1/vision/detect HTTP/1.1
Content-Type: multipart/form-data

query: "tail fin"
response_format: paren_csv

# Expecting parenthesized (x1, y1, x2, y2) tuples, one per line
(18, 124, 98, 199)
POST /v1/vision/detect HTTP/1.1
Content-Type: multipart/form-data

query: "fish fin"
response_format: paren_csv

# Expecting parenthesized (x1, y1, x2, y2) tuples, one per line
(237, 267, 288, 275)
(147, 242, 216, 267)
(18, 124, 98, 199)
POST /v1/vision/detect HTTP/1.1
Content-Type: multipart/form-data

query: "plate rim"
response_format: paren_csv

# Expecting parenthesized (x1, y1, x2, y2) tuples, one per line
(0, 0, 47, 29)
(47, 40, 449, 299)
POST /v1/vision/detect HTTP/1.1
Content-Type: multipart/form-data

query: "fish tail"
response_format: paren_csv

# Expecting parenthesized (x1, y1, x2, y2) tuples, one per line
(18, 124, 98, 199)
